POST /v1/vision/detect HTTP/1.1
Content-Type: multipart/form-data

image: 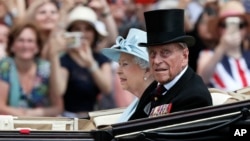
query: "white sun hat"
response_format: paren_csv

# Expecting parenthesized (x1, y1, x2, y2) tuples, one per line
(101, 28, 148, 62)
(67, 6, 108, 37)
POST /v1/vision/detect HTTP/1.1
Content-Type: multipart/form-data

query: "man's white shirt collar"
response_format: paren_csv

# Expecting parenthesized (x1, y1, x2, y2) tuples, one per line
(144, 66, 188, 114)
(162, 66, 188, 94)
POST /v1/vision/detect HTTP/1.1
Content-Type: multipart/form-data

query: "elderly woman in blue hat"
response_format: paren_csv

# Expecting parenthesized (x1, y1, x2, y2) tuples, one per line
(102, 28, 154, 122)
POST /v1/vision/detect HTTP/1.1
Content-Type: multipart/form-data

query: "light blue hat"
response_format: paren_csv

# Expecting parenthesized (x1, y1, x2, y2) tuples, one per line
(101, 28, 148, 62)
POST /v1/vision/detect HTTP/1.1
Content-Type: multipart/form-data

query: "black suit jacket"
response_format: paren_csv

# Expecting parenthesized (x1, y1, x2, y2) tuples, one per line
(129, 67, 212, 121)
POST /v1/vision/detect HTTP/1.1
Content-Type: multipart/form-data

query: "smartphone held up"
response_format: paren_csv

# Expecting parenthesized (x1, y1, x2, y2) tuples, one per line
(225, 17, 240, 33)
(64, 32, 83, 48)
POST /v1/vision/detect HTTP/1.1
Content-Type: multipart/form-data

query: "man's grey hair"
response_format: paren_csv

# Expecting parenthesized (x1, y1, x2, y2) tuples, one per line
(178, 43, 188, 48)
(133, 56, 149, 69)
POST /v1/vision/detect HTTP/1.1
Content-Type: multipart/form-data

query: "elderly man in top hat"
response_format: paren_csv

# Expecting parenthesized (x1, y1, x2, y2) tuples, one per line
(129, 9, 212, 120)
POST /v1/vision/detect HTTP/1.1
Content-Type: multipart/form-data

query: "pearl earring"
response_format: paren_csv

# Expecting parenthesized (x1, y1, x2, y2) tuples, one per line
(144, 77, 147, 81)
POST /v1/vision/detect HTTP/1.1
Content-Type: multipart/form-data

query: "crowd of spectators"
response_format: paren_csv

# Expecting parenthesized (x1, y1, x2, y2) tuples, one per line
(0, 0, 249, 117)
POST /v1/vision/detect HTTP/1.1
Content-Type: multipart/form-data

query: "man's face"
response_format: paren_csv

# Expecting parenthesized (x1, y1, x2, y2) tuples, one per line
(148, 43, 189, 84)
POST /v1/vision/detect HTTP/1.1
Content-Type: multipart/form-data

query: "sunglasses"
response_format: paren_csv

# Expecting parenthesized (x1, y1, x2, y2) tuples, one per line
(218, 22, 248, 29)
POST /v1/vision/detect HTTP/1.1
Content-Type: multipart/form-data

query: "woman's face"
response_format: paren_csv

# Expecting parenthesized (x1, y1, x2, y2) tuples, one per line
(0, 24, 9, 47)
(198, 13, 213, 41)
(218, 16, 248, 41)
(117, 53, 146, 97)
(69, 21, 96, 46)
(0, 1, 7, 18)
(35, 2, 59, 31)
(11, 28, 39, 60)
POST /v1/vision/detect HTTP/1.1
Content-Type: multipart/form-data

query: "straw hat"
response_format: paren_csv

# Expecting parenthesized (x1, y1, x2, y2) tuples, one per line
(67, 6, 108, 38)
(208, 0, 250, 40)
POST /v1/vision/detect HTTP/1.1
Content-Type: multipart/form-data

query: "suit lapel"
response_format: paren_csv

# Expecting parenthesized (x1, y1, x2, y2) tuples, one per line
(129, 81, 157, 120)
(129, 67, 195, 120)
(159, 67, 194, 103)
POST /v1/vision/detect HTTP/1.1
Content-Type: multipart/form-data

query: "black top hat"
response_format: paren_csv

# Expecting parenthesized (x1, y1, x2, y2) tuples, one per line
(139, 9, 195, 47)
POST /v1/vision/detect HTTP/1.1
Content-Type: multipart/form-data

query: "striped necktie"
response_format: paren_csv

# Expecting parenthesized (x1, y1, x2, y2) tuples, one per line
(151, 84, 166, 104)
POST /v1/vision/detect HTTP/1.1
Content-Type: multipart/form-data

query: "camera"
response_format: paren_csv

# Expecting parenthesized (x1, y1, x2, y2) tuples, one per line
(225, 17, 241, 33)
(63, 32, 83, 48)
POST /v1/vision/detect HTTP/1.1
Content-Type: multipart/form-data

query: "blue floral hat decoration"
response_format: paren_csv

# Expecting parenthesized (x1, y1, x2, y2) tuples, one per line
(101, 28, 148, 62)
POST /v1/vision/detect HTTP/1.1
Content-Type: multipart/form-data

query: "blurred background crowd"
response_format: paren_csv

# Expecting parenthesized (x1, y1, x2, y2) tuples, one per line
(0, 0, 249, 117)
